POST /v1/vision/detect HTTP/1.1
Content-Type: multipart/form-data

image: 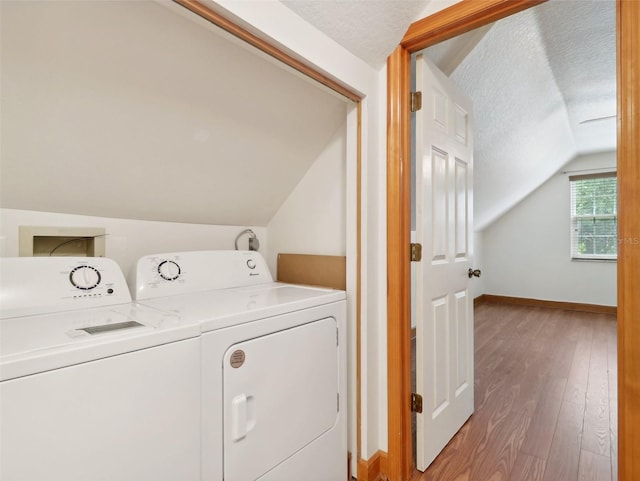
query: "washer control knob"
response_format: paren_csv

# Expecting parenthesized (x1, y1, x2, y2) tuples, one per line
(70, 265, 101, 290)
(158, 260, 181, 281)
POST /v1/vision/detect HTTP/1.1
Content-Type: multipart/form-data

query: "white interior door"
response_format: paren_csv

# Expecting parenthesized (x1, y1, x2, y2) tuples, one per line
(414, 53, 475, 471)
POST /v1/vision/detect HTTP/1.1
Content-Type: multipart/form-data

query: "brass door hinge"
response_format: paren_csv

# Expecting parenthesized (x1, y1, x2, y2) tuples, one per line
(410, 243, 422, 262)
(411, 91, 422, 112)
(411, 393, 423, 413)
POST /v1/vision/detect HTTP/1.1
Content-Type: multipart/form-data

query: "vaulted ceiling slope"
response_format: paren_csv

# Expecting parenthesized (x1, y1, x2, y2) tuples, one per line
(283, 0, 616, 231)
(431, 0, 616, 230)
(0, 1, 347, 226)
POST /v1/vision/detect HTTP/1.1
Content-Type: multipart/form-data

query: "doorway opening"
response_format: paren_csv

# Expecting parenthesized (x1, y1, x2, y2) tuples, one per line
(387, 1, 639, 481)
(409, 2, 617, 475)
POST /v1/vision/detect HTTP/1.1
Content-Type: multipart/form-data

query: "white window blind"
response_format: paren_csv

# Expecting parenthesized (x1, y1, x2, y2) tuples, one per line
(570, 172, 617, 260)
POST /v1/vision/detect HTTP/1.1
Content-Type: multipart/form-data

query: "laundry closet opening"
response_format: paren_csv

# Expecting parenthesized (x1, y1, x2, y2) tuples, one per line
(1, 0, 363, 471)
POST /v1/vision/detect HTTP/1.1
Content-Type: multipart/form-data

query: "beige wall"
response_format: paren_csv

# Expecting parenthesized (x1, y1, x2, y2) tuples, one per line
(266, 117, 348, 275)
(0, 208, 267, 292)
(481, 151, 617, 306)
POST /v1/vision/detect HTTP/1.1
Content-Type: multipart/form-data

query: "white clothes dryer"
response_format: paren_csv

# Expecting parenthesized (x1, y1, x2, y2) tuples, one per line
(0, 257, 201, 481)
(133, 250, 347, 481)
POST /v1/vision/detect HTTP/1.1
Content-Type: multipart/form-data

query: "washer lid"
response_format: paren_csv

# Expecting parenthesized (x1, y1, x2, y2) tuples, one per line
(138, 282, 346, 333)
(0, 303, 200, 381)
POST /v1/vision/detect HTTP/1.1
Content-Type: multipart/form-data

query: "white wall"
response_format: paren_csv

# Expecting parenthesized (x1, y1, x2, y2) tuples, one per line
(266, 117, 347, 274)
(482, 151, 617, 306)
(0, 208, 267, 293)
(362, 64, 389, 455)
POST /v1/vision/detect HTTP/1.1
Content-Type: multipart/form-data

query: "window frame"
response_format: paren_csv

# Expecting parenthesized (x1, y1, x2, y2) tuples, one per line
(569, 171, 618, 261)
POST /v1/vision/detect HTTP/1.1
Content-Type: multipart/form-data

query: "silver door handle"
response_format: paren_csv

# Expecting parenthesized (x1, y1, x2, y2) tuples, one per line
(468, 268, 481, 278)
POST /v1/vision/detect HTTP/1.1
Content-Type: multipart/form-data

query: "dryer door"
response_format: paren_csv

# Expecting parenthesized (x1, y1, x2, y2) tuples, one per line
(223, 317, 339, 481)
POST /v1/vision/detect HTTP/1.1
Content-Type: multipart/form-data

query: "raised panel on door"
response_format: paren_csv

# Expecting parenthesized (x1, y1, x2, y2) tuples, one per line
(454, 289, 471, 396)
(455, 157, 469, 259)
(431, 148, 449, 262)
(432, 296, 450, 417)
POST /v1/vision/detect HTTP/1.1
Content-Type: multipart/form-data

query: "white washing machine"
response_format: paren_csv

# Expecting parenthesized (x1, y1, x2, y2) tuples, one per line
(133, 250, 347, 481)
(0, 257, 202, 481)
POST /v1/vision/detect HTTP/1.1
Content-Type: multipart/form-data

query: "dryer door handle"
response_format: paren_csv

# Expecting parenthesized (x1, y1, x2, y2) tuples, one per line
(231, 394, 256, 441)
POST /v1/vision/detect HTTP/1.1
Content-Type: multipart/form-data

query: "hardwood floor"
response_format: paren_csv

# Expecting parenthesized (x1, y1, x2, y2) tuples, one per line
(412, 301, 617, 481)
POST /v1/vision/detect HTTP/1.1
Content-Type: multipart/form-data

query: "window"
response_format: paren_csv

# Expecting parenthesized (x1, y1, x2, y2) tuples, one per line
(570, 172, 617, 260)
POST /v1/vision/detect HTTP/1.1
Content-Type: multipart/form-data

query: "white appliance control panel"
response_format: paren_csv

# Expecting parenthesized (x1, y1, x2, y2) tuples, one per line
(135, 250, 273, 300)
(0, 257, 132, 319)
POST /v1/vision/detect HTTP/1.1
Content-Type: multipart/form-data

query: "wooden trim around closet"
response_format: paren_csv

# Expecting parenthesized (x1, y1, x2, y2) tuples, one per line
(174, 0, 362, 102)
(357, 450, 389, 481)
(384, 1, 640, 481)
(617, 2, 640, 480)
(386, 44, 413, 481)
(401, 0, 546, 52)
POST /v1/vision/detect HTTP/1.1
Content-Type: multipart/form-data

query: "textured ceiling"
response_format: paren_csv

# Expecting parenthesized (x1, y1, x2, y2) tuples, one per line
(282, 0, 617, 230)
(282, 0, 429, 69)
(533, 0, 616, 154)
(427, 0, 616, 229)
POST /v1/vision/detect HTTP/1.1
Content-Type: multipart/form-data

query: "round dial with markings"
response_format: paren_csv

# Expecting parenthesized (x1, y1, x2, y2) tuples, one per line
(158, 260, 181, 281)
(69, 265, 101, 290)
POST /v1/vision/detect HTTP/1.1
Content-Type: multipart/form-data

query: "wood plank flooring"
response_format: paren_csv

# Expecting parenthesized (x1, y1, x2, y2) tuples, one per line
(412, 301, 617, 481)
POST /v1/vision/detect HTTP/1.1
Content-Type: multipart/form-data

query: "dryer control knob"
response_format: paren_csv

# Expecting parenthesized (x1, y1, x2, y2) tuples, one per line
(158, 260, 181, 281)
(70, 265, 101, 290)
